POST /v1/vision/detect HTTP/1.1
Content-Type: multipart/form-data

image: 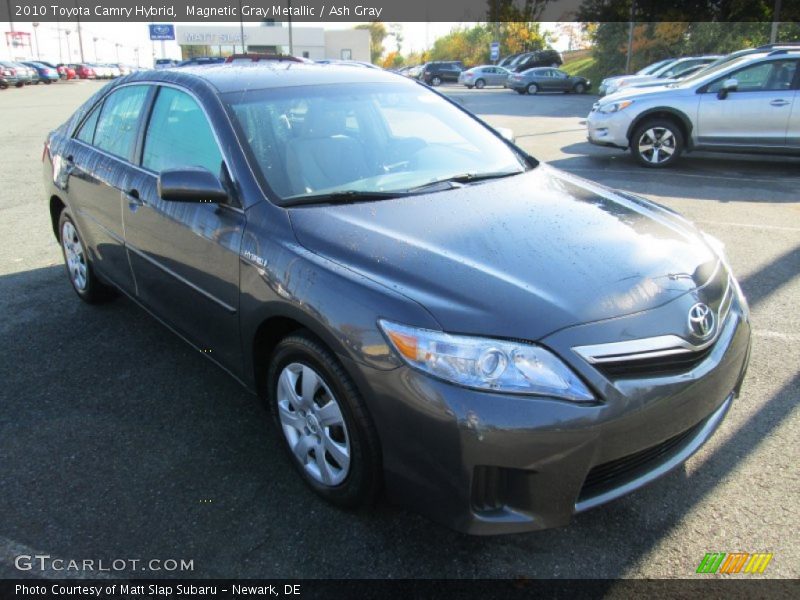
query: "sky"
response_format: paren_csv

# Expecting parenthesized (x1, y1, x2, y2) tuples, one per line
(1, 21, 566, 65)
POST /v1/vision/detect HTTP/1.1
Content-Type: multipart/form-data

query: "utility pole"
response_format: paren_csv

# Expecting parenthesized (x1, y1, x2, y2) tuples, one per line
(65, 29, 72, 62)
(770, 0, 782, 43)
(288, 0, 294, 55)
(238, 0, 246, 53)
(93, 36, 98, 61)
(625, 1, 636, 73)
(115, 43, 120, 62)
(32, 22, 40, 59)
(74, 0, 85, 62)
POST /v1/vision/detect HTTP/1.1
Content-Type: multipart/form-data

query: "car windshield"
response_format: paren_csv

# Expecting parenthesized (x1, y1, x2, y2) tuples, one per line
(225, 81, 529, 204)
(636, 59, 673, 75)
(670, 56, 753, 87)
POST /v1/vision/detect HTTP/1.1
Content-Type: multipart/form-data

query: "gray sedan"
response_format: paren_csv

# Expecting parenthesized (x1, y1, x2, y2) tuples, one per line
(458, 65, 512, 88)
(508, 67, 590, 94)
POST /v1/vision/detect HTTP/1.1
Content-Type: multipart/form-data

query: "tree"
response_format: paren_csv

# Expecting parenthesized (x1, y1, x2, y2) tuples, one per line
(355, 22, 387, 64)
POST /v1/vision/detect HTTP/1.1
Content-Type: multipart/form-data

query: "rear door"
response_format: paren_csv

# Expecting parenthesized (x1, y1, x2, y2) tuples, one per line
(122, 85, 245, 372)
(65, 84, 152, 292)
(696, 58, 798, 148)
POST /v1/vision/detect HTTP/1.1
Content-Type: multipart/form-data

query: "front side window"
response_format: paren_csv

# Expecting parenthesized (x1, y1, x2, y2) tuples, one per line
(93, 85, 149, 159)
(142, 87, 223, 175)
(226, 82, 528, 203)
(707, 60, 798, 93)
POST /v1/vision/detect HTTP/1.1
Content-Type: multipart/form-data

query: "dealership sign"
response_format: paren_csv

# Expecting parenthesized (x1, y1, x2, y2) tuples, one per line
(149, 24, 176, 41)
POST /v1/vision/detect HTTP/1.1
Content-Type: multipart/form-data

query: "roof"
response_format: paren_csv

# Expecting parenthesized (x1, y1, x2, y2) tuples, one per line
(119, 62, 402, 95)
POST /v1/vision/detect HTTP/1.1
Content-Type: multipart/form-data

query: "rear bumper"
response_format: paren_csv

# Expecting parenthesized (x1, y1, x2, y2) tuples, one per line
(343, 295, 751, 535)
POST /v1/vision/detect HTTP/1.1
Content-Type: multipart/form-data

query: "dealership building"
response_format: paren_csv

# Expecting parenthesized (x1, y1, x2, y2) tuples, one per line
(175, 23, 370, 62)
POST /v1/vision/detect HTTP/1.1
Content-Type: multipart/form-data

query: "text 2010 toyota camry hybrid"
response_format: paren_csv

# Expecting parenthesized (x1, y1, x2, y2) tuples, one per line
(43, 64, 751, 535)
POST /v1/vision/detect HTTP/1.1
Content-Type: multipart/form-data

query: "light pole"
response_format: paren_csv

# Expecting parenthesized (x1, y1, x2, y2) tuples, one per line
(115, 43, 121, 63)
(770, 0, 783, 43)
(287, 0, 294, 55)
(65, 29, 72, 62)
(134, 47, 140, 68)
(32, 22, 40, 59)
(93, 37, 99, 61)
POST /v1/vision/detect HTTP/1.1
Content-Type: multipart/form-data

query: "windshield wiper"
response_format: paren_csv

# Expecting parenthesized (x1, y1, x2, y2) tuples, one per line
(282, 190, 410, 207)
(407, 171, 523, 193)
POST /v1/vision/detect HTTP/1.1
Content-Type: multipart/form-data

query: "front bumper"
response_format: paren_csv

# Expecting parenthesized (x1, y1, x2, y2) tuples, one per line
(586, 108, 634, 149)
(345, 296, 751, 535)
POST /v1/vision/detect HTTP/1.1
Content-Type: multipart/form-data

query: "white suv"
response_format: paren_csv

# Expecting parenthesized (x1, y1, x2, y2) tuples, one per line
(587, 50, 800, 167)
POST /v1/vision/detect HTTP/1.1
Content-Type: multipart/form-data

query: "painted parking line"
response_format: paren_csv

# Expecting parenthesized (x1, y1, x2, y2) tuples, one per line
(695, 220, 800, 233)
(753, 330, 800, 343)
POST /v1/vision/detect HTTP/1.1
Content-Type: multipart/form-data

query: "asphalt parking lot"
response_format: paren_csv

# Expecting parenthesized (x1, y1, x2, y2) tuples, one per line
(1, 80, 798, 579)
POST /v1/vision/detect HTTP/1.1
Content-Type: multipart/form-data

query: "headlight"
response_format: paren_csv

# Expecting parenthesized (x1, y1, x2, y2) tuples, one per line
(379, 320, 594, 402)
(598, 99, 634, 114)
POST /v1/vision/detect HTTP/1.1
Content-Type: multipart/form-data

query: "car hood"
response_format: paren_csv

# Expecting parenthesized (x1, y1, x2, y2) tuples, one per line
(288, 165, 717, 341)
(600, 83, 686, 102)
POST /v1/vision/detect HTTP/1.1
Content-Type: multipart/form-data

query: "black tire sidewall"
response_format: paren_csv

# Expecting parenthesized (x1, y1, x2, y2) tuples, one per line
(266, 333, 380, 508)
(631, 120, 684, 168)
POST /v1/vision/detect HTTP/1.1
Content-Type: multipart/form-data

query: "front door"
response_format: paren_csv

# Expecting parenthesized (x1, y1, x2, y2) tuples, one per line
(697, 58, 798, 148)
(123, 85, 245, 372)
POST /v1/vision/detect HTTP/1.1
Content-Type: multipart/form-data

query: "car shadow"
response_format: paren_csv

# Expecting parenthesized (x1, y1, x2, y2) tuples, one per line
(548, 142, 800, 204)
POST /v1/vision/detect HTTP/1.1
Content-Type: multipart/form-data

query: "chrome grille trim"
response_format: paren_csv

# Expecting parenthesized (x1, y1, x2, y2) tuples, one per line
(574, 275, 733, 366)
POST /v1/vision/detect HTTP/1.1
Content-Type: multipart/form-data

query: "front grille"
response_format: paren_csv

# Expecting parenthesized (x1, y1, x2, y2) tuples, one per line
(578, 418, 705, 501)
(596, 345, 714, 378)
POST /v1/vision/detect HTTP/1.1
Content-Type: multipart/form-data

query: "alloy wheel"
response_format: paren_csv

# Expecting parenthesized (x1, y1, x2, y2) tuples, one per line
(637, 127, 677, 165)
(276, 362, 351, 486)
(61, 221, 87, 291)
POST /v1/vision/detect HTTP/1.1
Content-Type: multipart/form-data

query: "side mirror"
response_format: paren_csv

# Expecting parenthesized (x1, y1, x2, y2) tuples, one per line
(717, 78, 738, 99)
(495, 126, 516, 143)
(157, 167, 228, 203)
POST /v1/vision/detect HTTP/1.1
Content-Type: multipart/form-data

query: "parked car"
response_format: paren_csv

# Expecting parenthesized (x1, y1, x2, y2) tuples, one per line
(605, 56, 721, 96)
(43, 64, 751, 534)
(154, 58, 180, 69)
(511, 49, 563, 72)
(508, 67, 591, 94)
(35, 60, 66, 80)
(620, 63, 712, 92)
(587, 49, 800, 167)
(13, 62, 37, 85)
(599, 58, 676, 96)
(4, 62, 32, 86)
(23, 61, 60, 84)
(70, 64, 96, 79)
(497, 53, 524, 69)
(0, 62, 20, 89)
(458, 65, 512, 88)
(419, 61, 464, 85)
(56, 63, 77, 80)
(177, 56, 226, 67)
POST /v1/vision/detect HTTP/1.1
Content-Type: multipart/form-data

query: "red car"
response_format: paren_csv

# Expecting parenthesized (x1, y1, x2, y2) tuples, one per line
(70, 64, 95, 79)
(56, 64, 76, 80)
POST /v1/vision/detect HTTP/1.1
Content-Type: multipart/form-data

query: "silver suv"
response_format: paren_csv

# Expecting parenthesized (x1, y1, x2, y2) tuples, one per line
(587, 49, 800, 167)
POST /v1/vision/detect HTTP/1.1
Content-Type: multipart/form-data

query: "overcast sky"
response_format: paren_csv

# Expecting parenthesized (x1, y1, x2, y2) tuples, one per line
(1, 21, 566, 65)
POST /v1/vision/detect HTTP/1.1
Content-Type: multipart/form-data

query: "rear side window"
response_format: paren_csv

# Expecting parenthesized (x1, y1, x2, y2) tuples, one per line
(76, 104, 101, 144)
(142, 87, 223, 175)
(93, 85, 149, 159)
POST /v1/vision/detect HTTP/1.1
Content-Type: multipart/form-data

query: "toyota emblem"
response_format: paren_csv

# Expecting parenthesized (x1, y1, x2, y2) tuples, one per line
(688, 303, 715, 339)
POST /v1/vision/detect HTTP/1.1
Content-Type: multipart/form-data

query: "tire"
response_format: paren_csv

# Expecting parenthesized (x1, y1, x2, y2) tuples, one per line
(516, 89, 525, 95)
(465, 85, 473, 89)
(475, 78, 485, 89)
(630, 119, 684, 168)
(57, 210, 115, 303)
(431, 76, 442, 86)
(526, 83, 538, 95)
(267, 332, 381, 508)
(573, 82, 586, 94)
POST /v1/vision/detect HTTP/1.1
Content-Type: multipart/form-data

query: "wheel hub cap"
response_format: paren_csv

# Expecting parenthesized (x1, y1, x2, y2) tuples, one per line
(276, 362, 351, 486)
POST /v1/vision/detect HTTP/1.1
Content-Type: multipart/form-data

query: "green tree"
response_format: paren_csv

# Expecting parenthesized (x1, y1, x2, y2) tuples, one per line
(355, 22, 387, 64)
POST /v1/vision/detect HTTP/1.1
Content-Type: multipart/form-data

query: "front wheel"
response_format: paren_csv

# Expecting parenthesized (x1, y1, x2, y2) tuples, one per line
(573, 82, 586, 94)
(630, 120, 684, 168)
(267, 333, 382, 508)
(526, 83, 538, 95)
(58, 210, 116, 303)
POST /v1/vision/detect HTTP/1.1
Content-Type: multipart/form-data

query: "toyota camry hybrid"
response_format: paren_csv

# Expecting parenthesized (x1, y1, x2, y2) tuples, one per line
(42, 64, 751, 535)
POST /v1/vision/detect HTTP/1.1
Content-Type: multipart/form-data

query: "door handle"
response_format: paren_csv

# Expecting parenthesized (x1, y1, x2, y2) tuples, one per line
(770, 99, 790, 107)
(124, 188, 144, 210)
